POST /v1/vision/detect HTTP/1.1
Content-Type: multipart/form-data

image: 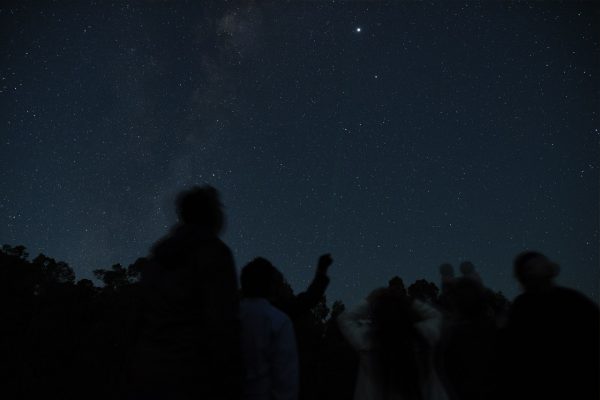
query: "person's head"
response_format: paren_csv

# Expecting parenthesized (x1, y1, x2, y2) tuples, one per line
(513, 251, 559, 291)
(439, 263, 455, 278)
(388, 276, 407, 295)
(368, 286, 413, 322)
(175, 185, 224, 234)
(241, 257, 282, 298)
(460, 261, 475, 275)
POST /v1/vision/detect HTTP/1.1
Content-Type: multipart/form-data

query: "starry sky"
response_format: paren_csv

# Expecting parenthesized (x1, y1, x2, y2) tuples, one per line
(1, 1, 598, 305)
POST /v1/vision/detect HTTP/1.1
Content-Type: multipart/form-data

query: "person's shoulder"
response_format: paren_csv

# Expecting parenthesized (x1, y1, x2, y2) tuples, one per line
(207, 237, 233, 255)
(511, 292, 528, 306)
(509, 291, 548, 321)
(267, 302, 293, 329)
(193, 233, 226, 249)
(194, 236, 233, 261)
(553, 286, 598, 309)
(553, 286, 586, 298)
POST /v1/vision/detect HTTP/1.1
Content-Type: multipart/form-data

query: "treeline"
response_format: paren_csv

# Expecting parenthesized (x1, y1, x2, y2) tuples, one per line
(0, 244, 510, 400)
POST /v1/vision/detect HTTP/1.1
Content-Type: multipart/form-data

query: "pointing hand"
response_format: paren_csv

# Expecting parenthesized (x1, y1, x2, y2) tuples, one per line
(317, 253, 333, 274)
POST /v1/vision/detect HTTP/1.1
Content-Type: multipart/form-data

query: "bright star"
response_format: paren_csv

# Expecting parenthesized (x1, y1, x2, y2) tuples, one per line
(356, 27, 361, 33)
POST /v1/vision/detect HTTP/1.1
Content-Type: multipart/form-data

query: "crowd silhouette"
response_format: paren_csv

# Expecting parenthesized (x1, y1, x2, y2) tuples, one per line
(1, 185, 598, 400)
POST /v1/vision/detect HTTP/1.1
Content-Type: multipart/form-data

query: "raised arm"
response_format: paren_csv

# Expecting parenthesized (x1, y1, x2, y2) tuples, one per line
(337, 299, 372, 352)
(287, 254, 333, 318)
(412, 299, 443, 344)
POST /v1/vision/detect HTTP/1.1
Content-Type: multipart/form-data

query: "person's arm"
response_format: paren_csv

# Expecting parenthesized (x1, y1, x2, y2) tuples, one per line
(271, 317, 299, 400)
(413, 299, 443, 344)
(287, 254, 332, 318)
(337, 300, 372, 352)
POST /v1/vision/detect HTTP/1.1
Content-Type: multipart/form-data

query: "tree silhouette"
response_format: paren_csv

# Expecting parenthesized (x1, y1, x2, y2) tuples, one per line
(93, 263, 129, 290)
(33, 254, 75, 285)
(2, 244, 29, 260)
(92, 258, 144, 290)
(407, 279, 439, 303)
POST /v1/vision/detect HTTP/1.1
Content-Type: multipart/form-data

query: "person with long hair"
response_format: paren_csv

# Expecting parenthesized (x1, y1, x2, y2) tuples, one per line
(338, 286, 448, 400)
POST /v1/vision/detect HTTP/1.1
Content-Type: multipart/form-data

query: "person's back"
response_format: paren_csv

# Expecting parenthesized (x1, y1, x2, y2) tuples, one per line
(240, 258, 299, 400)
(503, 251, 599, 400)
(439, 279, 498, 400)
(240, 298, 298, 400)
(506, 286, 599, 399)
(128, 186, 242, 400)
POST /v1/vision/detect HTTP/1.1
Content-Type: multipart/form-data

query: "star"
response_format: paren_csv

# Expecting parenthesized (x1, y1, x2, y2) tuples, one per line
(355, 27, 361, 33)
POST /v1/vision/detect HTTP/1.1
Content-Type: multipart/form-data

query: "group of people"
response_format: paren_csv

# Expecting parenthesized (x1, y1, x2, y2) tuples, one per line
(126, 186, 599, 400)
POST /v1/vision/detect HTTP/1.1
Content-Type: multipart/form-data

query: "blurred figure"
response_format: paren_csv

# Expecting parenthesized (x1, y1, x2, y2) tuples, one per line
(247, 254, 333, 400)
(240, 258, 299, 400)
(128, 186, 242, 400)
(438, 278, 499, 400)
(502, 251, 599, 400)
(458, 261, 482, 285)
(338, 286, 448, 400)
(388, 276, 407, 296)
(438, 263, 456, 311)
(438, 263, 455, 294)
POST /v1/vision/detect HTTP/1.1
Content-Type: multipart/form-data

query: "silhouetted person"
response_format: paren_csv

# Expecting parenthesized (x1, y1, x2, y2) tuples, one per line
(388, 276, 407, 296)
(438, 263, 456, 311)
(127, 186, 242, 400)
(438, 278, 499, 400)
(502, 251, 599, 400)
(439, 263, 455, 294)
(459, 261, 482, 285)
(240, 258, 299, 400)
(246, 254, 333, 400)
(338, 286, 448, 400)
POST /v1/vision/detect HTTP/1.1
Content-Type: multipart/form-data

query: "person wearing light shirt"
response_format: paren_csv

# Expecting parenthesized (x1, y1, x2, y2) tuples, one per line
(338, 286, 448, 400)
(240, 258, 299, 400)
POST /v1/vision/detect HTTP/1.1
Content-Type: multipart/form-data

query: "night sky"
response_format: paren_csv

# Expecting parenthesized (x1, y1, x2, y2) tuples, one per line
(1, 1, 598, 305)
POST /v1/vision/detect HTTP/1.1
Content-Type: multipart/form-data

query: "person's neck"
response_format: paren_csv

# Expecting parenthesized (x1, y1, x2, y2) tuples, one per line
(525, 281, 555, 293)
